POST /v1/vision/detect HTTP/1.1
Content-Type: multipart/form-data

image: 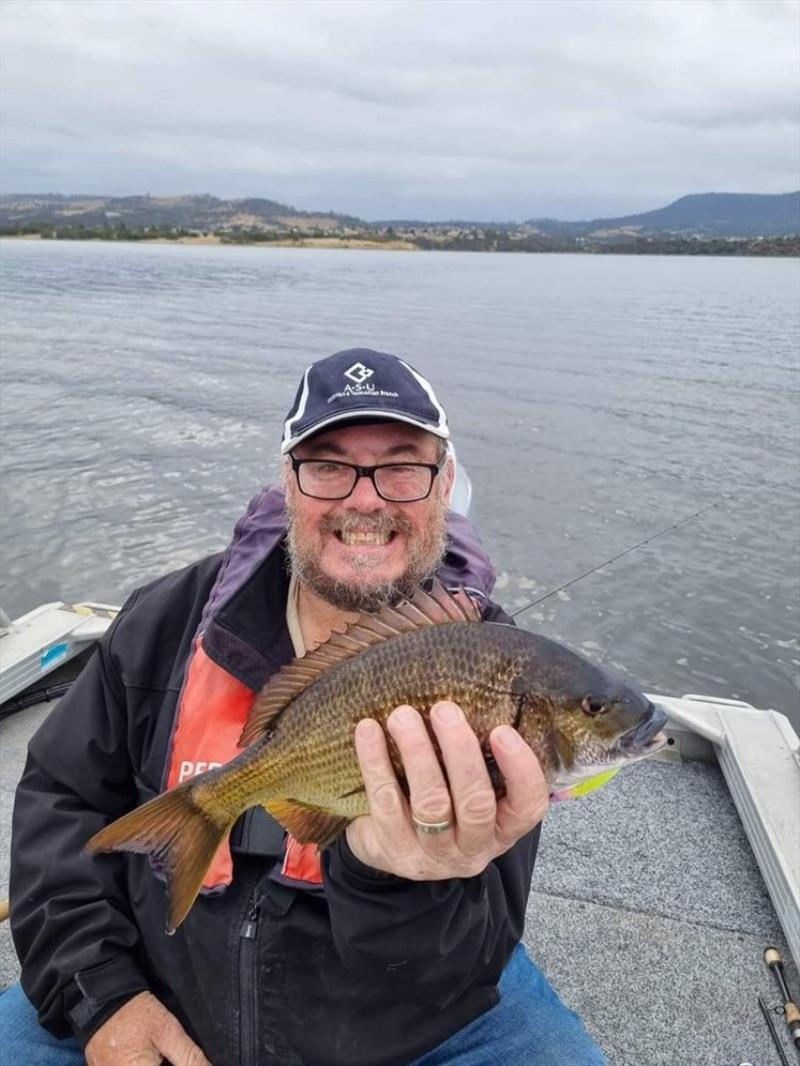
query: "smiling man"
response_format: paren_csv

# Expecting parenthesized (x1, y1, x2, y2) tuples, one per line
(286, 421, 450, 614)
(6, 349, 608, 1065)
(282, 352, 453, 616)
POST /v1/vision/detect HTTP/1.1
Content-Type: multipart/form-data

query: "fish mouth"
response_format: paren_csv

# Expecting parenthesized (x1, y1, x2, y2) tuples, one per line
(616, 702, 668, 757)
(552, 704, 668, 794)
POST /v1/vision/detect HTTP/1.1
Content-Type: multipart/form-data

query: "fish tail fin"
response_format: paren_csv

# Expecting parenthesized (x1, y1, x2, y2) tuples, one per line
(85, 782, 234, 934)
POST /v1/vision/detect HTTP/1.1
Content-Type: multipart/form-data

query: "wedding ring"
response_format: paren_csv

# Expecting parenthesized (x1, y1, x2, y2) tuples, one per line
(412, 814, 454, 835)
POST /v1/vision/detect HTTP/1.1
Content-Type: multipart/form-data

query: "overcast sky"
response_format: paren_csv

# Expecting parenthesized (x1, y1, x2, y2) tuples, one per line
(1, 0, 798, 221)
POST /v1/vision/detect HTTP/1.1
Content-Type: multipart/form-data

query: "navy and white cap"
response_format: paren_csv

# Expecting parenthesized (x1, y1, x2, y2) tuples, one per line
(281, 348, 449, 454)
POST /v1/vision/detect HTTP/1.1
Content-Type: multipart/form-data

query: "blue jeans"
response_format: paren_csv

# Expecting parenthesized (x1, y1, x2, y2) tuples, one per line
(0, 982, 84, 1066)
(0, 945, 607, 1065)
(411, 944, 607, 1065)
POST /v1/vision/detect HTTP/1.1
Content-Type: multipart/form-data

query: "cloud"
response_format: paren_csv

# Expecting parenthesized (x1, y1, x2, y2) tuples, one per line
(1, 0, 798, 219)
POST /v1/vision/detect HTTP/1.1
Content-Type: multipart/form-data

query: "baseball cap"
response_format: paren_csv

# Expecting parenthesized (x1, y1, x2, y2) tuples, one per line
(281, 348, 450, 454)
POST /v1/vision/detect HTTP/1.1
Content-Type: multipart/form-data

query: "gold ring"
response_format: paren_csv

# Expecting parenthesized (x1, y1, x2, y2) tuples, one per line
(412, 815, 453, 835)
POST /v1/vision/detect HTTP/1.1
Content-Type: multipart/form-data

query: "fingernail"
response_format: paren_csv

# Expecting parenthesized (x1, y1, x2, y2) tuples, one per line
(356, 719, 382, 745)
(495, 726, 522, 751)
(433, 701, 462, 725)
(390, 705, 418, 728)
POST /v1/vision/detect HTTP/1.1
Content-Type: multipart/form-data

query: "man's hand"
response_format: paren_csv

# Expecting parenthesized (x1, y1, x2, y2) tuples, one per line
(85, 991, 210, 1066)
(345, 701, 548, 880)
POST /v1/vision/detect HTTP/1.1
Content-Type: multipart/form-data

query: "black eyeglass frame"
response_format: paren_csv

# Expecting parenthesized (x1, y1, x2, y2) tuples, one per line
(289, 454, 443, 502)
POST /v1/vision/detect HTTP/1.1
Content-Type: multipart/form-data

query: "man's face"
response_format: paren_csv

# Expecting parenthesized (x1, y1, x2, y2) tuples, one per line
(285, 422, 454, 612)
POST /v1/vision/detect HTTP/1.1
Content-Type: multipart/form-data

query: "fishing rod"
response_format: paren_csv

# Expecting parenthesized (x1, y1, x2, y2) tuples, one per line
(764, 946, 800, 1050)
(0, 680, 74, 723)
(510, 501, 720, 621)
(758, 995, 791, 1066)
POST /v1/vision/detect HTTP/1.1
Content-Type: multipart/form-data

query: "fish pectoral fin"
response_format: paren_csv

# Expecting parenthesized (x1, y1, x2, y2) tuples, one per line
(482, 748, 507, 799)
(264, 800, 349, 847)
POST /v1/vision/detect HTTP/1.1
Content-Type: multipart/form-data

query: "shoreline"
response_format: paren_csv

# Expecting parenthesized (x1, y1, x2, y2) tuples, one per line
(1, 234, 797, 257)
(0, 233, 420, 251)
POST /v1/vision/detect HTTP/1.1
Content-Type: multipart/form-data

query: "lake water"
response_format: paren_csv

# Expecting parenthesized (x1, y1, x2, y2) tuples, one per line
(1, 239, 798, 723)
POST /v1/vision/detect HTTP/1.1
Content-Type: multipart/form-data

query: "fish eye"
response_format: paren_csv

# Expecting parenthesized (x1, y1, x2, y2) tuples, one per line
(581, 695, 610, 717)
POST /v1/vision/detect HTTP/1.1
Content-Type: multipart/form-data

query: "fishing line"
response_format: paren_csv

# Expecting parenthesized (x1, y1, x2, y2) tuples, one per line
(510, 500, 720, 620)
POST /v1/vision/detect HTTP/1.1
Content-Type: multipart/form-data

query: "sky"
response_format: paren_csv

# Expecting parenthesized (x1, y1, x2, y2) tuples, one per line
(1, 0, 798, 221)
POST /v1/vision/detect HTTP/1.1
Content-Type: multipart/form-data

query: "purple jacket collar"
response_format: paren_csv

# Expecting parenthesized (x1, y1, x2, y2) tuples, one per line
(199, 485, 496, 692)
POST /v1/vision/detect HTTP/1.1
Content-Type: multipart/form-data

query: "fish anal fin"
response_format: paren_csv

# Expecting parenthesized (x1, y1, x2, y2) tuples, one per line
(239, 583, 482, 747)
(264, 799, 349, 847)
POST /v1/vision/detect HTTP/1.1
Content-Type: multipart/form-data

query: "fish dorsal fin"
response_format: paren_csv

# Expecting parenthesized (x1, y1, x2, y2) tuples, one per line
(238, 580, 480, 747)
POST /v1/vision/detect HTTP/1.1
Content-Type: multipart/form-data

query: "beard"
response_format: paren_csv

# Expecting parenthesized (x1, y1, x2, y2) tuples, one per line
(285, 498, 448, 614)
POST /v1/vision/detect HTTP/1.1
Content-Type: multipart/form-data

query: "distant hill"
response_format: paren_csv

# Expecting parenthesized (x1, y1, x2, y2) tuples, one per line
(526, 192, 800, 239)
(1, 191, 797, 251)
(0, 193, 363, 233)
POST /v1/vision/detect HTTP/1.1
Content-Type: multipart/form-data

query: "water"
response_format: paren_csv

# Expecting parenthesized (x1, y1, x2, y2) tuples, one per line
(1, 239, 798, 723)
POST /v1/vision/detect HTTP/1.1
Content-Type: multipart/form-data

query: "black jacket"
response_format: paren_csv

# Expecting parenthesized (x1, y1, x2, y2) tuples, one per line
(10, 544, 541, 1066)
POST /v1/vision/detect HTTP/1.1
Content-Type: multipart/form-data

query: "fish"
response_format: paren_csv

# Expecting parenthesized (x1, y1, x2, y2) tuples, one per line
(86, 580, 667, 932)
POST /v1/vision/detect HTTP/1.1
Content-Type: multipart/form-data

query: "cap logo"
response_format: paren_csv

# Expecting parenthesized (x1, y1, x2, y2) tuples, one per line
(344, 362, 374, 385)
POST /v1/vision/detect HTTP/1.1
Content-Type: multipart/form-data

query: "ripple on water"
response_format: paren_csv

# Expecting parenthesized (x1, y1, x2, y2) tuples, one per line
(1, 242, 798, 725)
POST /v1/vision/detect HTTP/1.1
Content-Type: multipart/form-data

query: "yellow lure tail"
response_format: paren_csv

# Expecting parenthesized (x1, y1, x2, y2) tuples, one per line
(550, 768, 621, 802)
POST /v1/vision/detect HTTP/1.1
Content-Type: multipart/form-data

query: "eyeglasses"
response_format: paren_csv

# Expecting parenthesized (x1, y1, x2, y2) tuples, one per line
(290, 455, 442, 502)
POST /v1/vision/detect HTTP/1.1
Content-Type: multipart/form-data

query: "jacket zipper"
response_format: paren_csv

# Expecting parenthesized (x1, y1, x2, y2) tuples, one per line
(238, 892, 261, 1066)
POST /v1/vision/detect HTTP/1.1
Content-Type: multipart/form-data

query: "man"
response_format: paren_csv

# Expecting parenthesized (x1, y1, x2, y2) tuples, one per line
(4, 349, 607, 1064)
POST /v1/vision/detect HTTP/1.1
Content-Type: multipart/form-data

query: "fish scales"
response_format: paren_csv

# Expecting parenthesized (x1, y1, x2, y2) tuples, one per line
(244, 622, 529, 816)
